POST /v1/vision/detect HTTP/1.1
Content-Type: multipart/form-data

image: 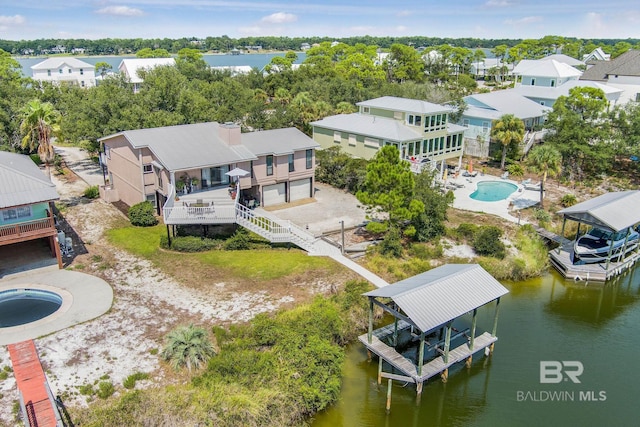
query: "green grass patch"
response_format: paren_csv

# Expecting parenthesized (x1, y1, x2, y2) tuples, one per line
(107, 225, 165, 257)
(123, 372, 150, 389)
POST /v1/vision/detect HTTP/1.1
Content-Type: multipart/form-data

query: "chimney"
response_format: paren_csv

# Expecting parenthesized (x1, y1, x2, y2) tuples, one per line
(218, 122, 241, 146)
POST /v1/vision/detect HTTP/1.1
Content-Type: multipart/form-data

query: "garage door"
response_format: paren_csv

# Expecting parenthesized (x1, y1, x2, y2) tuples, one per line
(290, 178, 311, 202)
(262, 183, 286, 206)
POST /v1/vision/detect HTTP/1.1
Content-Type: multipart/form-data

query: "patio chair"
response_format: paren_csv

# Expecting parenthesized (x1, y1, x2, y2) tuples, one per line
(247, 199, 256, 209)
(501, 171, 509, 179)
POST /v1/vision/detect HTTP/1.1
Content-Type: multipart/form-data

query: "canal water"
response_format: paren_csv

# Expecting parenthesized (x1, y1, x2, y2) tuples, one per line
(312, 267, 640, 426)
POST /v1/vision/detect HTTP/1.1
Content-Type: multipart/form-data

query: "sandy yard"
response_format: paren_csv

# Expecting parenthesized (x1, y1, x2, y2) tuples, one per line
(0, 169, 332, 425)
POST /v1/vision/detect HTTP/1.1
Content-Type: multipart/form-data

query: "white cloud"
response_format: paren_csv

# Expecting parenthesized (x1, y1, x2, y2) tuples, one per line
(96, 6, 144, 17)
(504, 16, 542, 25)
(0, 15, 25, 25)
(485, 0, 515, 6)
(395, 25, 408, 33)
(261, 12, 297, 24)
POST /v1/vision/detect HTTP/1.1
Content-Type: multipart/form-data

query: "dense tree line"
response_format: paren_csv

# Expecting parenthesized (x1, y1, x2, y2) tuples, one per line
(1, 35, 639, 56)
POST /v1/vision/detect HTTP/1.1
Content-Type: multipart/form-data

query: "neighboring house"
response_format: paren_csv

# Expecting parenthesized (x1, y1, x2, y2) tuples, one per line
(460, 92, 550, 157)
(211, 65, 253, 76)
(583, 47, 610, 64)
(30, 57, 96, 88)
(513, 59, 582, 88)
(539, 53, 585, 68)
(118, 58, 176, 93)
(99, 122, 319, 210)
(300, 43, 311, 51)
(0, 151, 62, 275)
(512, 79, 623, 108)
(580, 50, 640, 104)
(311, 96, 467, 171)
(470, 58, 514, 80)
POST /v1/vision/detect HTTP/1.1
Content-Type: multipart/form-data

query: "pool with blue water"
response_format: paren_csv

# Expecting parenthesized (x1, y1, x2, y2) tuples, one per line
(470, 181, 518, 202)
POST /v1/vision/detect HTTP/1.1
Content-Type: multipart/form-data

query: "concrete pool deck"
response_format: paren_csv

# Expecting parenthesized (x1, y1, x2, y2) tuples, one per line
(0, 269, 113, 345)
(449, 174, 540, 223)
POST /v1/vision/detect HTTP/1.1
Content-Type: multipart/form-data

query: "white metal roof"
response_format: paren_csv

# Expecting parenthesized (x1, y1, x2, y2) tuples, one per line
(513, 59, 582, 79)
(558, 190, 640, 232)
(364, 264, 508, 333)
(0, 151, 59, 208)
(463, 92, 551, 119)
(118, 58, 176, 84)
(311, 113, 423, 142)
(241, 127, 319, 155)
(512, 80, 623, 101)
(31, 57, 93, 70)
(357, 96, 453, 115)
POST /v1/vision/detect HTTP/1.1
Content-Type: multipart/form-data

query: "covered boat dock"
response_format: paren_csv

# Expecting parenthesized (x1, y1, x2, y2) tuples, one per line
(358, 264, 508, 410)
(551, 191, 640, 282)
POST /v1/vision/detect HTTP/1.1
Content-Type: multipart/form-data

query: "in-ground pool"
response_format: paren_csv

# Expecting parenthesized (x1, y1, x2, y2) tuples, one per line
(0, 288, 63, 328)
(470, 181, 518, 202)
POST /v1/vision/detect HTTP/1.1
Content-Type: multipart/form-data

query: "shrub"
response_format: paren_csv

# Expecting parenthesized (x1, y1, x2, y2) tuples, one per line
(97, 381, 115, 399)
(506, 163, 524, 177)
(162, 325, 216, 372)
(455, 223, 479, 242)
(409, 243, 443, 260)
(364, 221, 388, 235)
(167, 236, 219, 252)
(83, 185, 100, 199)
(473, 226, 506, 259)
(128, 201, 158, 227)
(378, 227, 403, 258)
(533, 208, 551, 225)
(79, 384, 94, 396)
(123, 372, 150, 389)
(0, 371, 8, 380)
(560, 193, 578, 208)
(223, 228, 250, 250)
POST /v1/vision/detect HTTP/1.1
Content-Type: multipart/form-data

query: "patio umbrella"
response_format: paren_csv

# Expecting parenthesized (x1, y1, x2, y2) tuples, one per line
(443, 167, 448, 183)
(225, 167, 249, 182)
(225, 167, 249, 178)
(468, 159, 473, 174)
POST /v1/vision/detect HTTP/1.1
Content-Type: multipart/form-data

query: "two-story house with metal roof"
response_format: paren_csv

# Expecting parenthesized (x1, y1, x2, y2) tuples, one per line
(99, 122, 319, 218)
(31, 57, 96, 88)
(311, 96, 467, 172)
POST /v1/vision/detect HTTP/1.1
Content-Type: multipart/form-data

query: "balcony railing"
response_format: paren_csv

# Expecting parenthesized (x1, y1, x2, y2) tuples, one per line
(0, 217, 56, 244)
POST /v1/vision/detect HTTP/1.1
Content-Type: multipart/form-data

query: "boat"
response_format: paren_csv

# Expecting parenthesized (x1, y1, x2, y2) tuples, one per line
(573, 226, 640, 264)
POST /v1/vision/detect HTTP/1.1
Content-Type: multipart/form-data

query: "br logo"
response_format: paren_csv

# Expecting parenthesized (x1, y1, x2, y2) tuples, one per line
(540, 361, 584, 384)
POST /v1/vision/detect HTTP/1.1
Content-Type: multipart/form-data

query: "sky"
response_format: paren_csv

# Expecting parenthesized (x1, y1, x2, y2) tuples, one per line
(1, 0, 639, 41)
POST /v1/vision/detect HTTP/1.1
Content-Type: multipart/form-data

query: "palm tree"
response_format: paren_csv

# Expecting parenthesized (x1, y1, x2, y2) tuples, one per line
(161, 324, 216, 372)
(20, 99, 60, 176)
(491, 114, 525, 170)
(527, 144, 562, 208)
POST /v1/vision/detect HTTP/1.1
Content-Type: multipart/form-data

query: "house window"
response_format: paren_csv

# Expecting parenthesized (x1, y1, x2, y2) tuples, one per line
(363, 106, 370, 114)
(463, 119, 470, 127)
(146, 193, 156, 204)
(2, 206, 31, 221)
(266, 155, 273, 176)
(550, 80, 555, 87)
(407, 115, 414, 125)
(143, 164, 153, 174)
(80, 69, 84, 75)
(348, 134, 356, 146)
(306, 149, 313, 169)
(415, 115, 422, 126)
(531, 78, 536, 86)
(333, 131, 341, 143)
(250, 160, 254, 178)
(540, 101, 545, 106)
(47, 70, 51, 76)
(81, 81, 85, 87)
(59, 69, 63, 74)
(482, 121, 490, 132)
(364, 137, 379, 148)
(68, 69, 72, 74)
(288, 154, 295, 172)
(104, 145, 111, 159)
(635, 93, 640, 102)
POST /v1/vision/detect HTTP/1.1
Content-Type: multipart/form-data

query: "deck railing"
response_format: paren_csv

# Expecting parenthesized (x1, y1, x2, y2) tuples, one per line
(0, 217, 56, 243)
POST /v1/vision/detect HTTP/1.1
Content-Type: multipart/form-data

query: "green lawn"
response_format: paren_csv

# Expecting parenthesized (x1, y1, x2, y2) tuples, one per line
(106, 225, 340, 281)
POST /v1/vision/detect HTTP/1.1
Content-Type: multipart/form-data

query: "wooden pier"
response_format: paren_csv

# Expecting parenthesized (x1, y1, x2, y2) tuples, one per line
(549, 242, 640, 282)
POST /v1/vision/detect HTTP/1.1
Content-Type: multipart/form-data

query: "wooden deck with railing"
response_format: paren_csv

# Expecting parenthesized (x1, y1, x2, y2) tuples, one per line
(0, 217, 57, 245)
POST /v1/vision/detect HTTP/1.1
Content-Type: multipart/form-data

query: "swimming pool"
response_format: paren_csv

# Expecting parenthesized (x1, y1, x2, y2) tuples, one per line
(0, 288, 63, 328)
(470, 181, 518, 202)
